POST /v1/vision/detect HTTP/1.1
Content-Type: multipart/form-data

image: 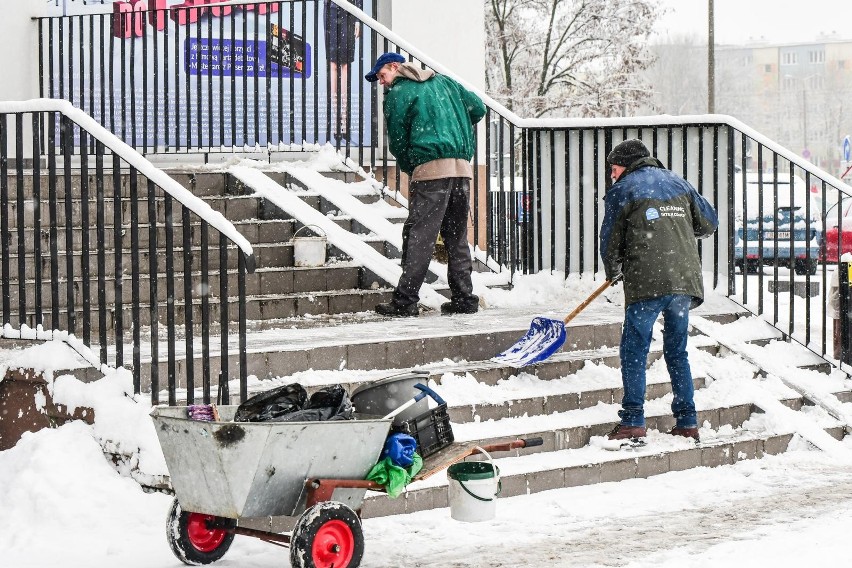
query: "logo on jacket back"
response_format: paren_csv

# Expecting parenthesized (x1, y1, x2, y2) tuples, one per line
(646, 207, 660, 221)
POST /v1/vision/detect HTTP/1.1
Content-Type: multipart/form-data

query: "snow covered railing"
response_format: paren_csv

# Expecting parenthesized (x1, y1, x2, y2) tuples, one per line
(0, 101, 255, 405)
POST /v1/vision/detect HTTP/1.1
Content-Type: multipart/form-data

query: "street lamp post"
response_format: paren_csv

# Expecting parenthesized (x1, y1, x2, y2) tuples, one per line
(708, 0, 715, 113)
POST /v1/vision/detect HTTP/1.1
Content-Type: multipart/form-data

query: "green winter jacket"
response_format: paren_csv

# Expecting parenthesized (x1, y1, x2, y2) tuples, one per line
(383, 64, 486, 176)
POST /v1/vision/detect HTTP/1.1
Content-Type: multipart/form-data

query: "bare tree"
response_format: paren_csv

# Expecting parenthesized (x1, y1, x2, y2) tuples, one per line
(642, 36, 707, 115)
(485, 0, 664, 118)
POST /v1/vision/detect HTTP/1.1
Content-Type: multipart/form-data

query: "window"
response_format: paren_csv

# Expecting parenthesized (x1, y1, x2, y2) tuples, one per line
(764, 64, 772, 72)
(809, 75, 824, 89)
(839, 60, 846, 70)
(781, 52, 798, 65)
(782, 76, 797, 91)
(809, 50, 825, 64)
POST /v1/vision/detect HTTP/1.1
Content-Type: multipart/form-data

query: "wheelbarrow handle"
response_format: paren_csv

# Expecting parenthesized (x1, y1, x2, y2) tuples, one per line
(522, 437, 544, 448)
(474, 437, 544, 455)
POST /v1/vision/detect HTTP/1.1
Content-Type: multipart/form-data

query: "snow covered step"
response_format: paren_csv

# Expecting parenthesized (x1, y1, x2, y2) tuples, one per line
(446, 398, 763, 456)
(439, 369, 710, 424)
(165, 167, 360, 199)
(696, 315, 834, 374)
(360, 427, 801, 519)
(425, 331, 718, 388)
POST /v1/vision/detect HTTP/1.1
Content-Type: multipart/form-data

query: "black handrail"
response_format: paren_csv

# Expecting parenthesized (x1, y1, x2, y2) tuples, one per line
(0, 103, 255, 406)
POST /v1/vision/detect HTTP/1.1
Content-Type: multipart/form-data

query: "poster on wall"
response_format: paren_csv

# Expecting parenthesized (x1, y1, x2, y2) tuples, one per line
(47, 0, 374, 149)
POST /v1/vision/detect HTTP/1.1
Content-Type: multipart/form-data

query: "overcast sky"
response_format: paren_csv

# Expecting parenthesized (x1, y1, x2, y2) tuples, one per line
(654, 0, 850, 45)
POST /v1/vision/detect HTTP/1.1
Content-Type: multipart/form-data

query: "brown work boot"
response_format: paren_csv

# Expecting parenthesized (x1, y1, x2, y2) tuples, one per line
(607, 424, 647, 441)
(668, 426, 700, 442)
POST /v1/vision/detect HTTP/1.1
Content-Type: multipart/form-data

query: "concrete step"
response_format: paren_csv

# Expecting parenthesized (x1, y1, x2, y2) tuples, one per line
(359, 373, 848, 519)
(0, 194, 369, 235)
(6, 264, 388, 309)
(4, 218, 297, 251)
(360, 427, 801, 519)
(116, 297, 751, 394)
(12, 287, 397, 341)
(0, 164, 352, 201)
(5, 233, 396, 277)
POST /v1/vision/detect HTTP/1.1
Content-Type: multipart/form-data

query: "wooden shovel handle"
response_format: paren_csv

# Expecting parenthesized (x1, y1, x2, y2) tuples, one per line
(563, 278, 617, 324)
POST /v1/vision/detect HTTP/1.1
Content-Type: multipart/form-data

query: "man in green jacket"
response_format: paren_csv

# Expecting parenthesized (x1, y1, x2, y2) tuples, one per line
(365, 52, 486, 317)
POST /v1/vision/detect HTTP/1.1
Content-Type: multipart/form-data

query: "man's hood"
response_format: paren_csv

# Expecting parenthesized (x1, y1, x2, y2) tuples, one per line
(394, 62, 435, 83)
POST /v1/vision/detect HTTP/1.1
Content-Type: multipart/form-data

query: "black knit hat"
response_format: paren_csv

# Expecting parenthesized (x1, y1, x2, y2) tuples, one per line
(606, 139, 650, 167)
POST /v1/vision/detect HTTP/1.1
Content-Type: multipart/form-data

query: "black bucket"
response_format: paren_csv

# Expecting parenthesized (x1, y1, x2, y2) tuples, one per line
(350, 371, 430, 427)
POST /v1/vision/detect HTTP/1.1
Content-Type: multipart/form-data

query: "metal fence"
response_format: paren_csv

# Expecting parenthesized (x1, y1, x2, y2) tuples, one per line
(0, 102, 255, 405)
(522, 118, 851, 364)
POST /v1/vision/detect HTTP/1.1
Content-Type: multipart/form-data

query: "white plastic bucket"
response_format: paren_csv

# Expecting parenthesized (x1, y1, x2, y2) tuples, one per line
(446, 447, 501, 522)
(291, 225, 327, 267)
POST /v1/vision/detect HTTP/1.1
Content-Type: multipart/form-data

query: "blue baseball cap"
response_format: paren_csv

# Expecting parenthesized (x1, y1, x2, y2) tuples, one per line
(365, 52, 406, 82)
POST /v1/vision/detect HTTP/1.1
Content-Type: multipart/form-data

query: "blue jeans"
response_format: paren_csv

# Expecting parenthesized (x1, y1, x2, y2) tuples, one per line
(618, 294, 697, 429)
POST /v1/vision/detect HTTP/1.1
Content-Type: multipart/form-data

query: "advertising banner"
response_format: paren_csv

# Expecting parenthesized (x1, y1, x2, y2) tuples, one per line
(47, 0, 374, 149)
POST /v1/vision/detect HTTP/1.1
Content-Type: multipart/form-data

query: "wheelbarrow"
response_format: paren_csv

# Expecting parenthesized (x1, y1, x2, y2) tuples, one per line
(151, 405, 541, 568)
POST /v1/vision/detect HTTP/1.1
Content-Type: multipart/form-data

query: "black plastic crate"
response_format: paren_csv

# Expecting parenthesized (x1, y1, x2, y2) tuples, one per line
(395, 403, 454, 458)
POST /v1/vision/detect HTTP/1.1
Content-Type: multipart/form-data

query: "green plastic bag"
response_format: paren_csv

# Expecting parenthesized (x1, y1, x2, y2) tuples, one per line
(366, 454, 423, 498)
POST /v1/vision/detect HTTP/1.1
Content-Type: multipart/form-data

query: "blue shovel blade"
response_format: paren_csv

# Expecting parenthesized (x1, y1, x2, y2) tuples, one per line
(491, 317, 567, 368)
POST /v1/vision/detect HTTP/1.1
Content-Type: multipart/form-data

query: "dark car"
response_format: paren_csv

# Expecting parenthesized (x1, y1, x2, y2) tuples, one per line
(733, 172, 821, 275)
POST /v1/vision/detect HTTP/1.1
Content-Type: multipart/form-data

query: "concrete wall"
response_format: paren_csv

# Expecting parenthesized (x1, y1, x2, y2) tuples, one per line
(0, 3, 42, 102)
(381, 0, 485, 90)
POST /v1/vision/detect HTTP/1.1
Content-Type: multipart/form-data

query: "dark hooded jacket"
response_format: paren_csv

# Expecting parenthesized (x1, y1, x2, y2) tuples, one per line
(383, 63, 486, 176)
(600, 157, 718, 307)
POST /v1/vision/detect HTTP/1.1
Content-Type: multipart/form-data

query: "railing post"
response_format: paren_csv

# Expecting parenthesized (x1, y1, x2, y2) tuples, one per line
(840, 262, 852, 366)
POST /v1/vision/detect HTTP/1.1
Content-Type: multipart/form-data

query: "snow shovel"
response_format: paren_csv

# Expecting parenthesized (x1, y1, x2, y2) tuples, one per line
(491, 276, 621, 368)
(382, 383, 445, 421)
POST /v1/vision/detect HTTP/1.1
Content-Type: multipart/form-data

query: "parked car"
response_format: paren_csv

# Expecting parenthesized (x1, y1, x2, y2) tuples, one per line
(733, 172, 821, 275)
(821, 195, 852, 263)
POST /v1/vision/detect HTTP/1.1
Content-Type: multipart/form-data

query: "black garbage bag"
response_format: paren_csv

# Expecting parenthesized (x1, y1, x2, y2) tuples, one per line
(234, 383, 308, 422)
(273, 384, 354, 422)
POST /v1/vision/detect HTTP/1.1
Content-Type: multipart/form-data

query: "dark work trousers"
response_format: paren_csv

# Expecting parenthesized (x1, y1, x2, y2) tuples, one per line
(393, 177, 474, 306)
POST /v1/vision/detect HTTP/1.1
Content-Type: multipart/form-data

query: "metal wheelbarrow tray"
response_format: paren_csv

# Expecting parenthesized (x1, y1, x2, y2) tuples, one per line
(151, 405, 392, 567)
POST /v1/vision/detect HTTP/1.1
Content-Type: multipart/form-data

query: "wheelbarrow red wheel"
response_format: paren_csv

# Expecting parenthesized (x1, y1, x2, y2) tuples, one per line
(166, 498, 236, 565)
(290, 501, 364, 568)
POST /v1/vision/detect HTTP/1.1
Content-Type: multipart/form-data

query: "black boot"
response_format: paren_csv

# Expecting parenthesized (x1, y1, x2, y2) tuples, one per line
(375, 301, 419, 317)
(440, 295, 479, 315)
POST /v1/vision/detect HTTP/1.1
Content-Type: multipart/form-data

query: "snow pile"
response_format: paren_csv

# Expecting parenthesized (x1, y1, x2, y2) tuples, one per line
(49, 367, 167, 478)
(0, 421, 175, 567)
(0, 338, 167, 482)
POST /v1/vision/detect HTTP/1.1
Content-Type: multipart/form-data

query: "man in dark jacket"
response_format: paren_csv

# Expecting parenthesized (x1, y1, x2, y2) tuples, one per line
(365, 52, 486, 317)
(599, 139, 718, 444)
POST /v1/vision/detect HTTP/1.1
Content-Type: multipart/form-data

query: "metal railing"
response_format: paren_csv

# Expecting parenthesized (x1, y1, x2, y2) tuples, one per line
(35, 1, 852, 368)
(522, 117, 851, 365)
(0, 100, 255, 405)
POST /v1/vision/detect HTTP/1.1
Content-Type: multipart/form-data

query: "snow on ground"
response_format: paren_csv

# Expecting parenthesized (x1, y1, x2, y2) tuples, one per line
(2, 272, 852, 566)
(2, 420, 852, 567)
